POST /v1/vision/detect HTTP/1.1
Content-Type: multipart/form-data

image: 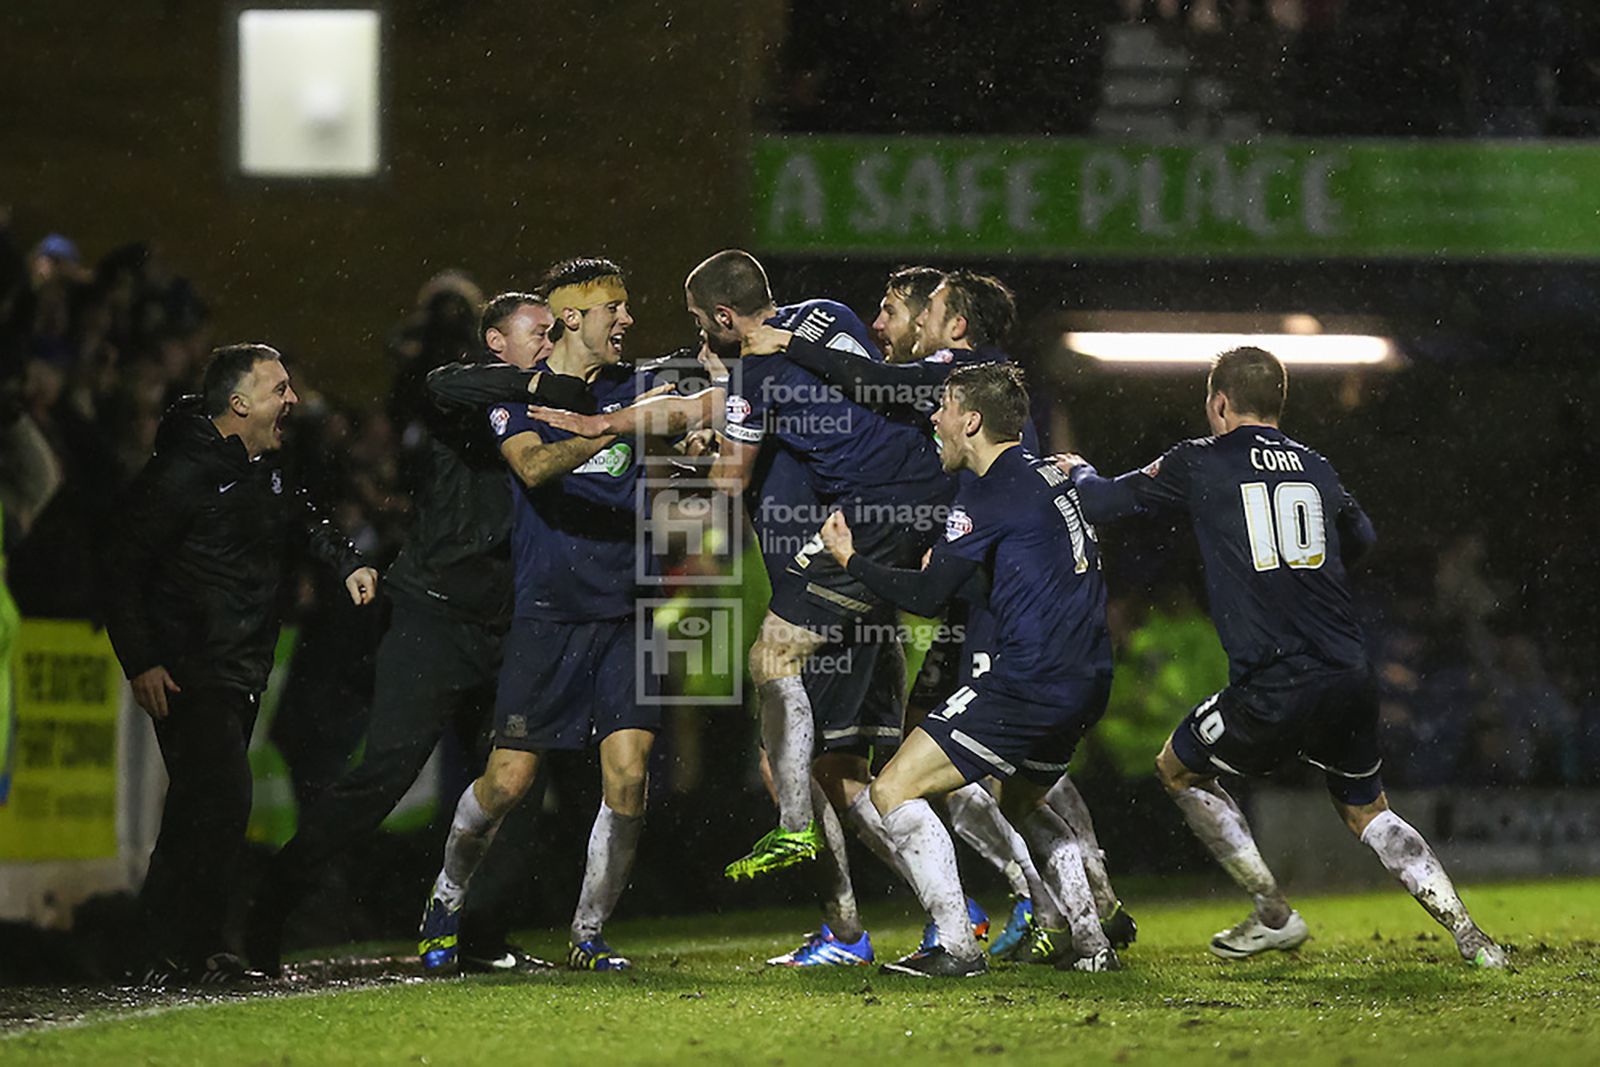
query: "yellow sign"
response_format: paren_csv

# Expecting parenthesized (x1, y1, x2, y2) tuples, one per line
(0, 619, 122, 860)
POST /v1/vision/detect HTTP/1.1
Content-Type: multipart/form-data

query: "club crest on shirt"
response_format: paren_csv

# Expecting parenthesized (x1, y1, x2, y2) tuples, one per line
(1141, 457, 1162, 478)
(490, 406, 511, 436)
(945, 507, 974, 541)
(725, 395, 752, 424)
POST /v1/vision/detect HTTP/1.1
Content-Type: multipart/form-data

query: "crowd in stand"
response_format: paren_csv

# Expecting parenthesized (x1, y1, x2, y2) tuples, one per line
(0, 210, 1592, 794)
(771, 0, 1600, 138)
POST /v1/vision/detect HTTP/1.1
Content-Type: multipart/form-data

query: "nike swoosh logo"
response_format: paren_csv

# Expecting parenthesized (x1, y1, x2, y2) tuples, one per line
(218, 482, 238, 493)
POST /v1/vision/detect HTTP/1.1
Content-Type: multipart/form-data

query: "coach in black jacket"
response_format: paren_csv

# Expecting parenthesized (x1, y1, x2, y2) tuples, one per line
(246, 293, 588, 975)
(107, 343, 377, 984)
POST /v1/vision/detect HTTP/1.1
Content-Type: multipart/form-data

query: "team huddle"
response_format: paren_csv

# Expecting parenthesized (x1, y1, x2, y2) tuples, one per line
(120, 248, 1506, 984)
(407, 248, 1504, 979)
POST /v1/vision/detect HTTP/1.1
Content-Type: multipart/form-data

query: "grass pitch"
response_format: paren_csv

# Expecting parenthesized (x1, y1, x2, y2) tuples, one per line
(4, 878, 1599, 1066)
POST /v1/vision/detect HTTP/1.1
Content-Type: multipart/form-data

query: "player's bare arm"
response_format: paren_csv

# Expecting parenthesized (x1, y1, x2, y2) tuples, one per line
(528, 386, 720, 440)
(499, 430, 614, 488)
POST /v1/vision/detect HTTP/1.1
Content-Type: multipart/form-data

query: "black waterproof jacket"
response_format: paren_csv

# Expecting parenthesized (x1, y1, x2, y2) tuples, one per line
(105, 397, 364, 695)
(383, 360, 590, 625)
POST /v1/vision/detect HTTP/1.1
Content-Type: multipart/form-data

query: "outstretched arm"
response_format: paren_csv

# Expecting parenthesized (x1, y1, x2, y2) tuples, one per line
(820, 511, 979, 617)
(1056, 456, 1146, 524)
(528, 385, 717, 439)
(747, 326, 948, 414)
(499, 430, 614, 488)
(426, 363, 595, 413)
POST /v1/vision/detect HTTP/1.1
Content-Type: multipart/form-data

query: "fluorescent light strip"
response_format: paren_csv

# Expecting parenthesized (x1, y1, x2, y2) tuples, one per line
(1065, 332, 1397, 366)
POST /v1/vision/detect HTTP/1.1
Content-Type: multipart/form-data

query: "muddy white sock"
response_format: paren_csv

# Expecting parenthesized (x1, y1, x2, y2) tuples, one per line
(1172, 783, 1290, 927)
(1044, 774, 1118, 916)
(812, 780, 863, 941)
(844, 788, 912, 884)
(1360, 809, 1477, 946)
(1021, 806, 1107, 954)
(571, 800, 644, 943)
(882, 798, 979, 960)
(946, 782, 1032, 899)
(435, 784, 502, 910)
(760, 677, 815, 832)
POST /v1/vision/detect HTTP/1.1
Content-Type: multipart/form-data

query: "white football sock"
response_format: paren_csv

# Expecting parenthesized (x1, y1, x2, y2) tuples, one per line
(881, 799, 979, 960)
(571, 800, 644, 943)
(1172, 783, 1290, 926)
(1044, 774, 1118, 916)
(434, 783, 502, 910)
(760, 677, 815, 832)
(1021, 805, 1108, 955)
(1360, 809, 1477, 945)
(844, 788, 912, 884)
(811, 779, 863, 941)
(945, 782, 1034, 900)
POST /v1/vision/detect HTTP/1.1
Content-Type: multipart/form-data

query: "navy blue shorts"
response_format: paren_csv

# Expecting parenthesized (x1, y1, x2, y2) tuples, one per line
(917, 676, 1111, 787)
(909, 599, 998, 712)
(773, 512, 938, 632)
(805, 627, 906, 755)
(492, 617, 660, 752)
(1169, 656, 1383, 805)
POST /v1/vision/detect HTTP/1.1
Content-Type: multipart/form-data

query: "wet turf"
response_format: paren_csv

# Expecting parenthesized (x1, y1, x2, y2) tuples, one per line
(4, 879, 1599, 1065)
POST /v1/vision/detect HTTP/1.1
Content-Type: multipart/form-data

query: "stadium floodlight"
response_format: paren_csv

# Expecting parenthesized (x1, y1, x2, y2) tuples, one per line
(1059, 311, 1401, 370)
(236, 8, 382, 178)
(1064, 332, 1398, 367)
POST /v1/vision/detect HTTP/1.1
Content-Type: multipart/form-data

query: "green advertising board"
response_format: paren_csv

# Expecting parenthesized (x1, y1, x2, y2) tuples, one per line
(753, 136, 1600, 259)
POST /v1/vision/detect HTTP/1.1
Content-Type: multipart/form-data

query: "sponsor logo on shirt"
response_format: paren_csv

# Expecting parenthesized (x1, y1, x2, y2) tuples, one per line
(1141, 457, 1162, 478)
(270, 470, 283, 495)
(945, 506, 973, 541)
(490, 406, 511, 436)
(924, 349, 955, 364)
(725, 395, 752, 424)
(572, 440, 634, 477)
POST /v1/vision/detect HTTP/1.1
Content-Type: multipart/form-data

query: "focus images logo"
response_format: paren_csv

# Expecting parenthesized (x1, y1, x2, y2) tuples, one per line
(635, 477, 742, 585)
(757, 499, 952, 560)
(635, 598, 742, 706)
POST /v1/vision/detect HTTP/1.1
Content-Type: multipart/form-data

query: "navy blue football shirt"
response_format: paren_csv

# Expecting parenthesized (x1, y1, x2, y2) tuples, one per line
(724, 299, 947, 510)
(1070, 425, 1375, 681)
(488, 364, 654, 622)
(741, 299, 880, 577)
(936, 446, 1113, 705)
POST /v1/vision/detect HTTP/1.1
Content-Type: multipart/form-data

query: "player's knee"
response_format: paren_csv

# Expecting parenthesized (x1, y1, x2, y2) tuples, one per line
(1154, 743, 1192, 795)
(604, 767, 648, 816)
(1330, 783, 1388, 836)
(869, 772, 911, 816)
(481, 762, 534, 815)
(749, 640, 801, 685)
(1154, 757, 1182, 795)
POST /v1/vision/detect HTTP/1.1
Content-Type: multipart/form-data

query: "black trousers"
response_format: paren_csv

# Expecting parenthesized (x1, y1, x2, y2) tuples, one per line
(259, 595, 535, 948)
(142, 686, 259, 964)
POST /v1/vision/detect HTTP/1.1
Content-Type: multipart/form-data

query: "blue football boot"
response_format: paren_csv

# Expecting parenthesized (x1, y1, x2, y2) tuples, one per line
(989, 898, 1034, 959)
(919, 897, 991, 950)
(417, 892, 461, 975)
(567, 936, 633, 972)
(766, 924, 875, 967)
